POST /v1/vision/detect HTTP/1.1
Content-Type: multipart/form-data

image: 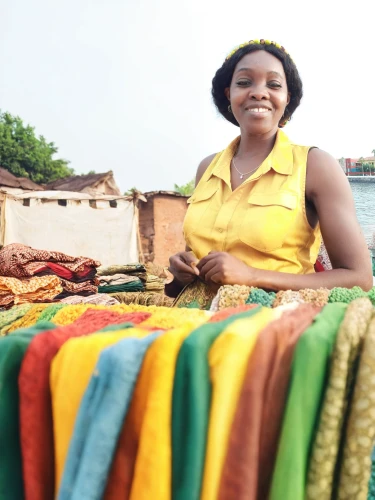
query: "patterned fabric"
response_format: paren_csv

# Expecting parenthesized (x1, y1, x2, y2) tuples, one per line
(317, 241, 333, 271)
(19, 309, 147, 500)
(0, 304, 33, 335)
(337, 314, 375, 500)
(0, 243, 100, 278)
(60, 278, 99, 295)
(173, 280, 217, 310)
(109, 292, 173, 307)
(306, 298, 373, 500)
(60, 294, 120, 306)
(97, 264, 146, 276)
(0, 276, 62, 307)
(99, 275, 141, 285)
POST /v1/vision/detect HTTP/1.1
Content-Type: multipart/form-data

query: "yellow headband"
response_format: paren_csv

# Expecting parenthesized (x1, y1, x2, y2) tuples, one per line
(225, 39, 292, 61)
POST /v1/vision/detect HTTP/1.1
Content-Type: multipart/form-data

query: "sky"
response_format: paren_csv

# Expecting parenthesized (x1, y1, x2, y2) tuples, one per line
(1, 0, 375, 193)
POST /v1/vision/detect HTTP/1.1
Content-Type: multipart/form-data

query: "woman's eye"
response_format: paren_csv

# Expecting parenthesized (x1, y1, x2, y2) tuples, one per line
(268, 81, 282, 88)
(237, 80, 251, 86)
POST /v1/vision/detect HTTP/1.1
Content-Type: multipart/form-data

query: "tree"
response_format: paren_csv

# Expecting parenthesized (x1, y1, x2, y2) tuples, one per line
(0, 111, 73, 184)
(174, 178, 195, 196)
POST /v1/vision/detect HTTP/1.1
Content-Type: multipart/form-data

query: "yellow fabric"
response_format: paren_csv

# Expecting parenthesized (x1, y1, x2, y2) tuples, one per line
(3, 304, 50, 333)
(129, 318, 207, 500)
(50, 327, 148, 493)
(201, 307, 276, 500)
(184, 130, 321, 274)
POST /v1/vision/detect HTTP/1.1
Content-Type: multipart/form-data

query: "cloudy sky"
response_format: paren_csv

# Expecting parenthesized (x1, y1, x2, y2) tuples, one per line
(1, 0, 374, 193)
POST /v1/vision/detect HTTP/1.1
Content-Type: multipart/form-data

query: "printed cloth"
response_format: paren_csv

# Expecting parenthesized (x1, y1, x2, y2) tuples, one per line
(60, 294, 120, 306)
(306, 298, 373, 500)
(0, 276, 62, 307)
(336, 314, 375, 500)
(0, 243, 100, 278)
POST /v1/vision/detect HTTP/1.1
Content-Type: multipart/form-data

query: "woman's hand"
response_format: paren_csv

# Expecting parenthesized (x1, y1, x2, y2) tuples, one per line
(197, 251, 258, 286)
(168, 251, 200, 287)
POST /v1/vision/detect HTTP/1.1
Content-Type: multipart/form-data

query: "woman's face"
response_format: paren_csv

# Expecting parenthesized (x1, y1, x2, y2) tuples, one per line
(226, 50, 290, 135)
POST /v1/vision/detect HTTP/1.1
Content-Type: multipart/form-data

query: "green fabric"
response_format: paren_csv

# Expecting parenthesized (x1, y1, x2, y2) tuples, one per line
(270, 303, 347, 500)
(246, 287, 276, 307)
(171, 306, 261, 500)
(0, 321, 56, 500)
(96, 322, 134, 333)
(328, 286, 367, 303)
(98, 281, 144, 293)
(0, 304, 33, 334)
(36, 303, 67, 323)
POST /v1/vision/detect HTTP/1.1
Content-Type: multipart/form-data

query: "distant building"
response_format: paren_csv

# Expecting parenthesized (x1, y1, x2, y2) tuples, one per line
(0, 167, 43, 194)
(45, 171, 121, 196)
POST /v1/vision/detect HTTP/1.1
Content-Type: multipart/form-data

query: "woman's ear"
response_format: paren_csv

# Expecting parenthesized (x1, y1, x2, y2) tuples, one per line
(225, 88, 230, 101)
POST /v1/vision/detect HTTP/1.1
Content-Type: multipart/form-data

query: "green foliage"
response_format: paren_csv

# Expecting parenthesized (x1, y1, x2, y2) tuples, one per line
(124, 186, 141, 196)
(0, 110, 73, 184)
(174, 178, 195, 196)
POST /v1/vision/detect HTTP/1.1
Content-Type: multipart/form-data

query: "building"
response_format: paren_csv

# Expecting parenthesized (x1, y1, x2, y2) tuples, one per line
(0, 167, 43, 194)
(45, 171, 121, 196)
(138, 191, 188, 266)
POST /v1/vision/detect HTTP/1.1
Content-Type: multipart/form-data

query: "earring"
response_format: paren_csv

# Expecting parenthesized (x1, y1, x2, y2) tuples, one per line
(279, 116, 290, 128)
(228, 104, 232, 113)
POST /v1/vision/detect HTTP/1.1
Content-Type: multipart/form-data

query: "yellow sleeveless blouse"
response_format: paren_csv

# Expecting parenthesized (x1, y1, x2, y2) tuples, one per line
(183, 130, 321, 274)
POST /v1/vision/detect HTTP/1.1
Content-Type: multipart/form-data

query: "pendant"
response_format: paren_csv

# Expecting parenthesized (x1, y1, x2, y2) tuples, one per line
(240, 174, 244, 179)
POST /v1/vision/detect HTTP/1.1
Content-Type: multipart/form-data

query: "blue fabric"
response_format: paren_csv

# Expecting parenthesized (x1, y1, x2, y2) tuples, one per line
(58, 332, 161, 500)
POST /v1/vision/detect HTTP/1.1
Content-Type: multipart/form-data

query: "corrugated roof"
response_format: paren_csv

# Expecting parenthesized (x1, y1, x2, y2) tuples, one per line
(0, 168, 43, 190)
(45, 171, 117, 192)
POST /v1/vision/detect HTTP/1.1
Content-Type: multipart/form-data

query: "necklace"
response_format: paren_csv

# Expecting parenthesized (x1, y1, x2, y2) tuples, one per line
(232, 155, 259, 179)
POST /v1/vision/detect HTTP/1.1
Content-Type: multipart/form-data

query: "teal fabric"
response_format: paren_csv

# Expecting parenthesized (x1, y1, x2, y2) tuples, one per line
(171, 306, 261, 500)
(37, 304, 66, 323)
(368, 446, 375, 499)
(270, 303, 347, 500)
(0, 321, 56, 500)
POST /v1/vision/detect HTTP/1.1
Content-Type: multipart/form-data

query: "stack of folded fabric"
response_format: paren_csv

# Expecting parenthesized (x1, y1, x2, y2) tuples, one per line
(98, 274, 144, 294)
(145, 274, 165, 292)
(0, 243, 101, 305)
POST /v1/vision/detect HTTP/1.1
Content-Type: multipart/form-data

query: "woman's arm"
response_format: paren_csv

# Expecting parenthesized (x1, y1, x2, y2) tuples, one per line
(198, 149, 373, 291)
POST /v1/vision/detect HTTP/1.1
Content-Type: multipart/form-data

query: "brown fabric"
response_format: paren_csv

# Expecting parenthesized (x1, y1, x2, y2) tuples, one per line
(0, 243, 100, 278)
(60, 278, 99, 295)
(219, 304, 320, 500)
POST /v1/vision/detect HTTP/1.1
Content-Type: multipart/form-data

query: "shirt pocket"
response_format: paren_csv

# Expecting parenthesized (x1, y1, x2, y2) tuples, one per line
(183, 183, 219, 237)
(238, 191, 298, 252)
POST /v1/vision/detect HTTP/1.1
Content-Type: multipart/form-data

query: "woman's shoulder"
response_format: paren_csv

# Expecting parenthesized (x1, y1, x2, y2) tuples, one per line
(195, 153, 218, 185)
(306, 147, 349, 199)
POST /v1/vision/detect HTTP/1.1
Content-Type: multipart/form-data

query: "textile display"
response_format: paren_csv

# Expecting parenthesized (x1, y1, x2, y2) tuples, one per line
(0, 293, 373, 499)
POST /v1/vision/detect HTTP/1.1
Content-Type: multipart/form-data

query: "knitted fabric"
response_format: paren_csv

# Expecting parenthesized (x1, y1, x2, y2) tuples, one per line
(4, 304, 50, 334)
(0, 304, 33, 335)
(36, 304, 67, 323)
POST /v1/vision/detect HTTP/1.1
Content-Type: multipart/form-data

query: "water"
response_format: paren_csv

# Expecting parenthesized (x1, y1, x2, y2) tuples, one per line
(350, 182, 375, 246)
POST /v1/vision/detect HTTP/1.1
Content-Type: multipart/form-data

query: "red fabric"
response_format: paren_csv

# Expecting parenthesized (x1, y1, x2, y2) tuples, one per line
(314, 260, 325, 273)
(19, 309, 151, 500)
(209, 304, 257, 322)
(45, 262, 74, 279)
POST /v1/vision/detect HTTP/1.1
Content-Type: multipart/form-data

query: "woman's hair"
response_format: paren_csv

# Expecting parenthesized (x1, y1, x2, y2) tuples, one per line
(212, 42, 303, 127)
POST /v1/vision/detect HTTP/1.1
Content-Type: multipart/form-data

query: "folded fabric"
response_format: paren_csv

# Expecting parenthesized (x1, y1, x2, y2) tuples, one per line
(145, 274, 165, 292)
(270, 303, 347, 500)
(171, 306, 261, 500)
(58, 333, 161, 500)
(60, 294, 120, 306)
(98, 281, 144, 294)
(99, 275, 140, 285)
(109, 292, 173, 307)
(0, 304, 33, 335)
(36, 304, 67, 323)
(0, 243, 100, 278)
(104, 320, 209, 500)
(4, 304, 51, 334)
(61, 278, 99, 295)
(201, 307, 277, 500)
(306, 298, 373, 500)
(50, 322, 153, 494)
(18, 309, 151, 500)
(97, 264, 146, 277)
(219, 304, 320, 500)
(337, 313, 375, 499)
(0, 321, 56, 500)
(0, 275, 62, 307)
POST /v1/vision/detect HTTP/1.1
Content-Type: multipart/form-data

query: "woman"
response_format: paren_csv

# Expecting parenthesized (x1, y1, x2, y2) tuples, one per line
(167, 39, 372, 298)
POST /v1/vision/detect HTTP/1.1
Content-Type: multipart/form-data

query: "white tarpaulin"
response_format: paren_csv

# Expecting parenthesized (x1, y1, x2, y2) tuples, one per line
(1, 193, 139, 267)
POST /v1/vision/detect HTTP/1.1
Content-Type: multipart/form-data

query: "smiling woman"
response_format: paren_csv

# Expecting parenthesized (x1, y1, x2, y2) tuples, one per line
(166, 39, 372, 298)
